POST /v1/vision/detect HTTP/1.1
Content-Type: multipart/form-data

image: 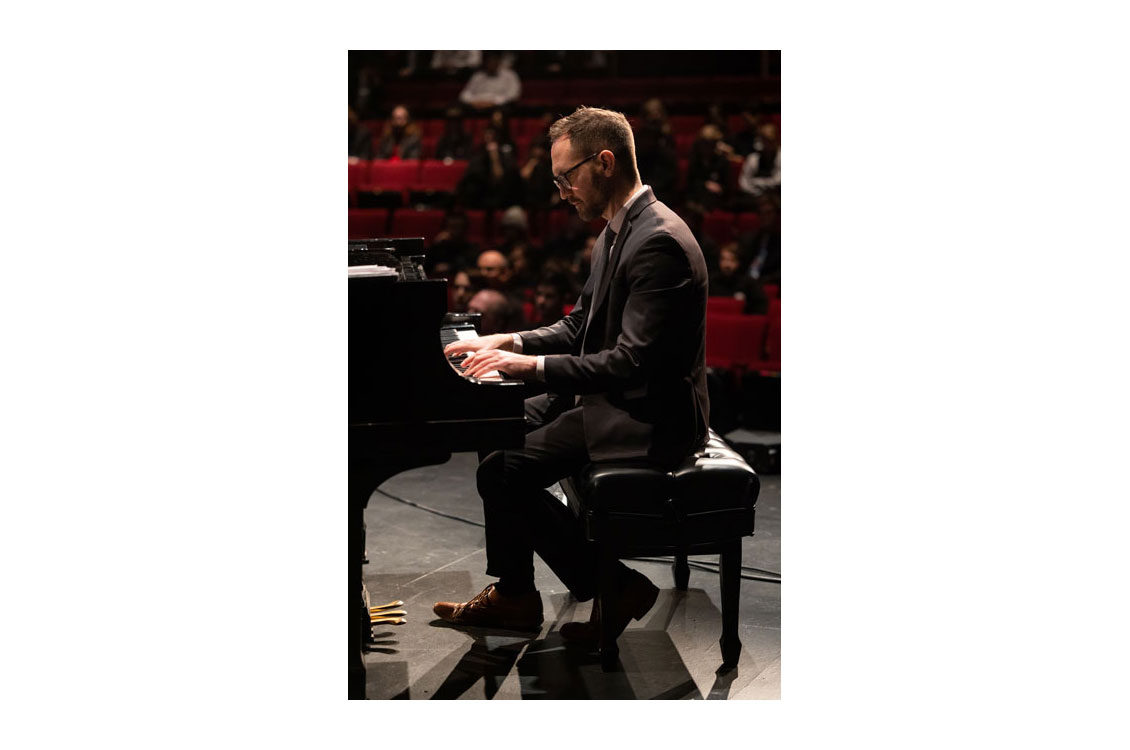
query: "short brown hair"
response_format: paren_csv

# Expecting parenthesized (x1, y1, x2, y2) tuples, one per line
(548, 106, 639, 185)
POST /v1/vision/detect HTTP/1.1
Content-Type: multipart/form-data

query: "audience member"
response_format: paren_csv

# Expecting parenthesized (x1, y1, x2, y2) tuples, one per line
(375, 105, 422, 160)
(572, 233, 599, 280)
(348, 107, 373, 161)
(686, 124, 734, 214)
(429, 210, 481, 277)
(432, 50, 482, 75)
(519, 139, 558, 210)
(542, 212, 590, 266)
(709, 245, 768, 314)
(634, 99, 679, 203)
(475, 249, 514, 290)
(736, 120, 781, 201)
(467, 288, 523, 335)
(528, 271, 574, 328)
(450, 268, 487, 313)
(738, 196, 781, 285)
(476, 247, 527, 315)
(730, 102, 763, 157)
(457, 126, 523, 209)
(459, 51, 522, 112)
(434, 106, 473, 161)
(488, 109, 516, 148)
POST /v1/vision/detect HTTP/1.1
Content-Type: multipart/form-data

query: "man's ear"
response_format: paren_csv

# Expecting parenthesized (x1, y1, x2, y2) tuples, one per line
(599, 150, 616, 175)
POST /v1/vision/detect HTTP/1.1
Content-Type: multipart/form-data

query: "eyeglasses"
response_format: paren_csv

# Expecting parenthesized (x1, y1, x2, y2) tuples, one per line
(552, 152, 600, 191)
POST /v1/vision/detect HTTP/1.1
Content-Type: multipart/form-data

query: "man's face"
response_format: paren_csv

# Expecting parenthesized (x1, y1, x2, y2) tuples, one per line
(535, 284, 563, 319)
(391, 107, 408, 128)
(552, 137, 610, 222)
(477, 251, 510, 285)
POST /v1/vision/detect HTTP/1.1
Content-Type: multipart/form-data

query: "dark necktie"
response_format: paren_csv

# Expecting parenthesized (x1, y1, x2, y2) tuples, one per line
(582, 227, 617, 350)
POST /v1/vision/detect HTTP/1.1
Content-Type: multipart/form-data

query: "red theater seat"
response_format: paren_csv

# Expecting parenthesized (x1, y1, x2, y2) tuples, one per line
(462, 210, 488, 246)
(367, 159, 421, 192)
(419, 119, 445, 138)
(674, 133, 697, 158)
(707, 297, 745, 316)
(415, 160, 468, 192)
(390, 208, 446, 241)
(702, 210, 736, 245)
(669, 115, 705, 135)
(756, 309, 781, 372)
(736, 212, 761, 236)
(348, 160, 369, 191)
(705, 313, 769, 371)
(348, 209, 390, 239)
(764, 285, 780, 301)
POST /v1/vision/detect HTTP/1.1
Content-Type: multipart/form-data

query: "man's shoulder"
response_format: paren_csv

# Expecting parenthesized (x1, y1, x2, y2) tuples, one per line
(633, 199, 696, 245)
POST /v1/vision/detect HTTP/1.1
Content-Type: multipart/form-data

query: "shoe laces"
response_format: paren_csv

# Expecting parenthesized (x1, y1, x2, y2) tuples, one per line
(455, 584, 495, 614)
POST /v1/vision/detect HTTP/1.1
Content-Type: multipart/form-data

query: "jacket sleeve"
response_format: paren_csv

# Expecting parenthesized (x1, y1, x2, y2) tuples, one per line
(542, 233, 695, 394)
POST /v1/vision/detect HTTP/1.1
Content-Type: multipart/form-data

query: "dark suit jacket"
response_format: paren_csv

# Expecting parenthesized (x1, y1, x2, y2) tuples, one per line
(518, 188, 710, 465)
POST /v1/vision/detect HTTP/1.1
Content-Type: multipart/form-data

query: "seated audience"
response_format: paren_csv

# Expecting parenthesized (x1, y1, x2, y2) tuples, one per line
(572, 233, 599, 280)
(475, 249, 514, 291)
(634, 108, 679, 203)
(738, 196, 781, 285)
(528, 272, 574, 328)
(736, 120, 781, 201)
(457, 127, 523, 209)
(686, 124, 733, 214)
(348, 107, 373, 161)
(519, 139, 557, 210)
(450, 268, 487, 314)
(467, 288, 524, 334)
(476, 247, 527, 314)
(709, 245, 768, 314)
(432, 50, 482, 76)
(434, 106, 473, 161)
(428, 210, 481, 277)
(459, 51, 522, 112)
(375, 104, 422, 160)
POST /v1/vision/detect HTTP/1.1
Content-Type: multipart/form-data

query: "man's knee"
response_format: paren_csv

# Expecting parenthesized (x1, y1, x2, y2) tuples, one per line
(477, 450, 505, 494)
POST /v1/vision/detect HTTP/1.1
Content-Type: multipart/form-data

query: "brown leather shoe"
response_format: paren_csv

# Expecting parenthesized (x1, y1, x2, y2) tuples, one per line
(560, 569, 659, 645)
(433, 583, 543, 630)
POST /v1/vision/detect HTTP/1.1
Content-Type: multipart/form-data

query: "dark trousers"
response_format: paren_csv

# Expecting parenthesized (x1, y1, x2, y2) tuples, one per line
(477, 394, 628, 601)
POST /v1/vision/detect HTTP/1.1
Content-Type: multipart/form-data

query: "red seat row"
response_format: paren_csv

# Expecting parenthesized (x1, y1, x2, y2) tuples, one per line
(350, 159, 469, 193)
(704, 305, 780, 373)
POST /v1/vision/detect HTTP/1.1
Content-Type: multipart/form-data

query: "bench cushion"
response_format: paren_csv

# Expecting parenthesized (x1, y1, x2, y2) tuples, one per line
(566, 430, 759, 550)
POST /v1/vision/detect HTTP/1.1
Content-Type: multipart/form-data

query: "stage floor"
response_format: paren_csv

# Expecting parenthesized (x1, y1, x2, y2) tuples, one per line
(360, 431, 781, 699)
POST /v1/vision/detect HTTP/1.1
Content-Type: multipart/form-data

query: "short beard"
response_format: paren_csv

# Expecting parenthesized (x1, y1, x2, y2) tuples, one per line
(574, 172, 612, 222)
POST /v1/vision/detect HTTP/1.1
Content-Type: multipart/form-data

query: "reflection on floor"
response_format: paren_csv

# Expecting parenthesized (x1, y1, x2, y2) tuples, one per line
(362, 436, 780, 700)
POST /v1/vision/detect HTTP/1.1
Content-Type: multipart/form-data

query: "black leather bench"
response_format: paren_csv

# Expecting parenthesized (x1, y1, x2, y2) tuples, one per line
(561, 429, 760, 670)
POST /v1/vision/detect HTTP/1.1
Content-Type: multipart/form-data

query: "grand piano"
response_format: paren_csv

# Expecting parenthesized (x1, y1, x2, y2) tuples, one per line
(348, 237, 527, 698)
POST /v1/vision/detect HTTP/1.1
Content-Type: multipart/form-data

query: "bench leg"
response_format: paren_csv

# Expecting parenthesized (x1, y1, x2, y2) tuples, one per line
(673, 549, 690, 591)
(598, 546, 620, 671)
(719, 538, 742, 668)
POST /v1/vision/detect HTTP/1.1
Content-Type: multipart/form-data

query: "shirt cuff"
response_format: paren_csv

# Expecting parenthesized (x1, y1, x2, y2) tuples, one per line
(536, 355, 545, 381)
(511, 333, 523, 353)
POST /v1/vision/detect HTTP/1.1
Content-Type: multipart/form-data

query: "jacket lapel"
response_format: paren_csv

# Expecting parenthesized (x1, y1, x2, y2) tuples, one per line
(584, 189, 656, 346)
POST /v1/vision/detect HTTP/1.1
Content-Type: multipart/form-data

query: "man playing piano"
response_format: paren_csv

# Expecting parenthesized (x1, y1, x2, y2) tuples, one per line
(434, 106, 710, 646)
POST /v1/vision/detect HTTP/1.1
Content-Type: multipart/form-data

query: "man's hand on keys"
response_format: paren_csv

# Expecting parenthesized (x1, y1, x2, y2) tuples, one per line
(461, 349, 538, 380)
(443, 332, 513, 357)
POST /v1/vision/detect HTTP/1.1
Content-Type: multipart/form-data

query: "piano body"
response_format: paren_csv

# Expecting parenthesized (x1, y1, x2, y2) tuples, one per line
(348, 237, 527, 698)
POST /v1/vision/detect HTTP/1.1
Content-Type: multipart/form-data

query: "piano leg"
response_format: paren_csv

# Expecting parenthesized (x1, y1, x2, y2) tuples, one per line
(348, 468, 378, 700)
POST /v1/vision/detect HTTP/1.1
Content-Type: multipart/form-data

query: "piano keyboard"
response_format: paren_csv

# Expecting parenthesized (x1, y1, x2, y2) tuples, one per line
(440, 325, 503, 381)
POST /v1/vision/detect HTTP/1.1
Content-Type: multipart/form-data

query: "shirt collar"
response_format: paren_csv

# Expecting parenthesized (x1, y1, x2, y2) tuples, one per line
(609, 184, 650, 235)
